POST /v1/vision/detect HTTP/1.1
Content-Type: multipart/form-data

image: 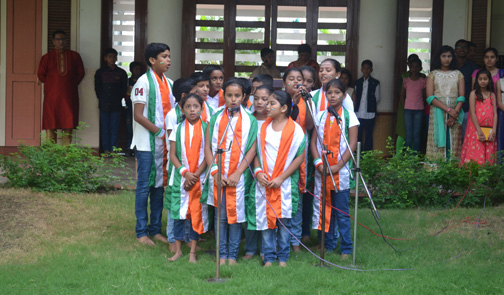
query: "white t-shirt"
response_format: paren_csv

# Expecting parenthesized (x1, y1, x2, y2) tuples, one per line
(207, 92, 220, 110)
(169, 122, 194, 143)
(264, 124, 282, 176)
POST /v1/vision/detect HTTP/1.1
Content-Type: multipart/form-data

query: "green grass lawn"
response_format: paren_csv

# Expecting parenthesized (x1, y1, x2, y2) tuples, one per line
(0, 188, 503, 295)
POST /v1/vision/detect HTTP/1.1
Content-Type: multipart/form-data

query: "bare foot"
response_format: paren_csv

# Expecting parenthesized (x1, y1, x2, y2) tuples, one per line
(152, 234, 169, 244)
(137, 236, 155, 246)
(242, 254, 254, 260)
(189, 252, 197, 264)
(279, 262, 287, 267)
(169, 242, 176, 253)
(264, 262, 273, 267)
(341, 254, 350, 260)
(219, 258, 226, 265)
(184, 242, 201, 251)
(168, 251, 183, 262)
(228, 259, 238, 266)
(292, 245, 301, 252)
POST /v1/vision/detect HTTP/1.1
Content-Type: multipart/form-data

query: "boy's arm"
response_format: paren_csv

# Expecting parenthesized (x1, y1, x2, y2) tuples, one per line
(133, 103, 161, 134)
(375, 83, 380, 103)
(132, 80, 165, 137)
(94, 69, 101, 99)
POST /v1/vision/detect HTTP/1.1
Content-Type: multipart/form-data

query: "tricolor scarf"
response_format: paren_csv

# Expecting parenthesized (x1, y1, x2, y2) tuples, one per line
(311, 87, 327, 114)
(201, 105, 258, 224)
(146, 69, 172, 187)
(313, 107, 352, 232)
(169, 119, 208, 234)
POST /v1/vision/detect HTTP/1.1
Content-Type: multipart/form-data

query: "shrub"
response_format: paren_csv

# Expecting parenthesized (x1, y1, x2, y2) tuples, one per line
(0, 124, 131, 193)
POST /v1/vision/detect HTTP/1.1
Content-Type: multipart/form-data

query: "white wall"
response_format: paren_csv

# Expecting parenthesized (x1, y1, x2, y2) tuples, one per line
(491, 0, 504, 53)
(148, 0, 183, 80)
(443, 0, 469, 47)
(357, 0, 397, 112)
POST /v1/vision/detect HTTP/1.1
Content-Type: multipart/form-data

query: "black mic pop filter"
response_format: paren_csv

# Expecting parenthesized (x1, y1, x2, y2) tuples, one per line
(228, 106, 240, 116)
(327, 106, 341, 125)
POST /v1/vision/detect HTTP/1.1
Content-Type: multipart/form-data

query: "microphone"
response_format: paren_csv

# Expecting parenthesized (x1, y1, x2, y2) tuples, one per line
(327, 106, 341, 125)
(227, 106, 240, 116)
(295, 84, 312, 99)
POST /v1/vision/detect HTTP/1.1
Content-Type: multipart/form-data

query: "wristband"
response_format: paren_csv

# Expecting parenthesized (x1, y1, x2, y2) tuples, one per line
(254, 167, 263, 178)
(210, 164, 218, 176)
(313, 158, 323, 169)
(178, 165, 188, 176)
(154, 128, 162, 136)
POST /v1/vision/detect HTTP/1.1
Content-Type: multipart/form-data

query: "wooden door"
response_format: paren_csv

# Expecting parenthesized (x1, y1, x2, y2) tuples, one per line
(5, 0, 42, 146)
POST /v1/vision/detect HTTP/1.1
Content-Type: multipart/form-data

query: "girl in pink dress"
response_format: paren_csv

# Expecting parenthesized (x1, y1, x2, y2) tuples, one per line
(460, 69, 498, 165)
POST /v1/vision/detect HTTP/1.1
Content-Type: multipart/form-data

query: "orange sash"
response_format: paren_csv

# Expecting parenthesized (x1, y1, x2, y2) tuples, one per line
(260, 117, 296, 228)
(200, 103, 208, 123)
(215, 108, 243, 224)
(318, 107, 342, 232)
(246, 100, 253, 108)
(218, 89, 225, 107)
(184, 119, 204, 233)
(296, 98, 307, 192)
(320, 90, 326, 112)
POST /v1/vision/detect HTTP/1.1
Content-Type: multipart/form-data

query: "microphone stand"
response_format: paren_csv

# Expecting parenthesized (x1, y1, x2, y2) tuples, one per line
(204, 108, 237, 283)
(302, 90, 336, 265)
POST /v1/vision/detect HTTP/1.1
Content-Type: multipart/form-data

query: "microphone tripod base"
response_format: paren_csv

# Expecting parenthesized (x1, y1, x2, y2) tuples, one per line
(207, 278, 227, 283)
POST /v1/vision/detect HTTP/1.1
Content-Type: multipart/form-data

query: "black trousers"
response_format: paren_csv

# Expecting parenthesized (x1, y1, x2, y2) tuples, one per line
(357, 117, 375, 151)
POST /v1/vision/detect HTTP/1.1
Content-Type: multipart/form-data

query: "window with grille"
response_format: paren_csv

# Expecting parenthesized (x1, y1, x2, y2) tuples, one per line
(112, 0, 135, 73)
(408, 0, 432, 73)
(183, 0, 359, 79)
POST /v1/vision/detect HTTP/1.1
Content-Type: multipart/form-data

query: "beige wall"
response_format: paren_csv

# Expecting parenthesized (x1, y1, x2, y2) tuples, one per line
(443, 0, 470, 47)
(491, 0, 504, 53)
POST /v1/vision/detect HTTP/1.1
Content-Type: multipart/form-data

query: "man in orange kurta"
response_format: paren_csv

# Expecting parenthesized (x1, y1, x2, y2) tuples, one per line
(38, 30, 85, 145)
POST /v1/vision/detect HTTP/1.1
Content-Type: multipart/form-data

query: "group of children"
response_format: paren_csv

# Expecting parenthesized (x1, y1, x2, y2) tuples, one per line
(130, 42, 360, 267)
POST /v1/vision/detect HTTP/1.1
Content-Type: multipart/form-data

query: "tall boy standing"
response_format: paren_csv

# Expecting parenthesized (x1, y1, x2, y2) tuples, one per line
(353, 59, 380, 151)
(94, 48, 128, 153)
(131, 43, 174, 246)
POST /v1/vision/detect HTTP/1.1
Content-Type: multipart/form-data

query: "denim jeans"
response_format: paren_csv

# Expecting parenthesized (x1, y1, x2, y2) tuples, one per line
(100, 110, 121, 152)
(135, 151, 164, 238)
(166, 210, 175, 243)
(404, 109, 424, 152)
(173, 219, 199, 241)
(317, 200, 340, 251)
(262, 218, 292, 263)
(301, 193, 313, 237)
(244, 225, 261, 256)
(331, 189, 352, 254)
(216, 188, 242, 260)
(357, 117, 375, 151)
(290, 194, 303, 246)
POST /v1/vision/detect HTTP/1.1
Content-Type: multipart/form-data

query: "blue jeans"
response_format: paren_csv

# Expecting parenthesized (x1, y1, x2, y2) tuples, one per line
(302, 193, 313, 237)
(166, 211, 175, 243)
(173, 219, 199, 241)
(290, 194, 303, 246)
(216, 188, 242, 260)
(330, 189, 352, 254)
(317, 203, 341, 252)
(404, 109, 424, 152)
(135, 151, 164, 238)
(262, 218, 292, 263)
(100, 110, 121, 152)
(357, 117, 375, 151)
(244, 225, 261, 256)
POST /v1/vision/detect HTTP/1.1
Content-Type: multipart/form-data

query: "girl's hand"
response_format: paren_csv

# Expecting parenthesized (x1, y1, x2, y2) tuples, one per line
(330, 164, 341, 174)
(267, 177, 283, 189)
(488, 131, 496, 142)
(257, 172, 269, 187)
(477, 130, 486, 142)
(184, 172, 198, 186)
(184, 182, 195, 191)
(316, 164, 324, 174)
(448, 108, 458, 119)
(226, 172, 240, 187)
(446, 117, 455, 127)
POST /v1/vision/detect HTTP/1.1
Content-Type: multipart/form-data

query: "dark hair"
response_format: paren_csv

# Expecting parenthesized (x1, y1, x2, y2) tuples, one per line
(172, 78, 196, 103)
(300, 65, 317, 86)
(468, 41, 476, 49)
(325, 78, 346, 93)
(298, 44, 312, 55)
(260, 48, 274, 58)
(252, 74, 274, 87)
(189, 72, 210, 84)
(455, 39, 468, 48)
(104, 48, 118, 57)
(222, 77, 245, 95)
(283, 68, 304, 82)
(361, 59, 373, 68)
(483, 47, 499, 58)
(474, 69, 494, 102)
(407, 54, 420, 63)
(340, 69, 353, 87)
(409, 58, 422, 69)
(270, 90, 292, 117)
(179, 93, 204, 123)
(52, 30, 66, 39)
(238, 78, 252, 97)
(145, 43, 170, 67)
(202, 65, 225, 77)
(320, 58, 342, 73)
(432, 45, 458, 70)
(129, 61, 142, 72)
(254, 84, 274, 96)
